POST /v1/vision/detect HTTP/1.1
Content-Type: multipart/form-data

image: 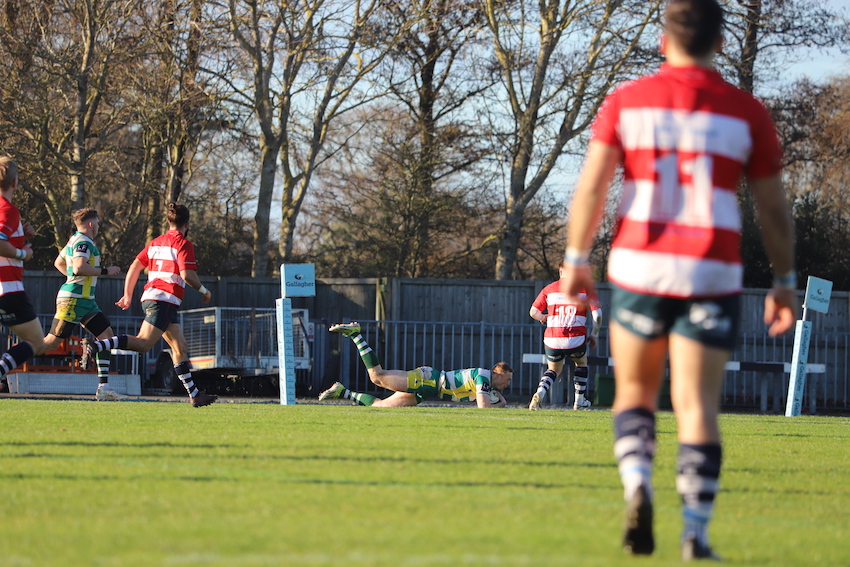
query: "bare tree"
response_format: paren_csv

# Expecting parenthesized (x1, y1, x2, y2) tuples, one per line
(0, 0, 145, 250)
(479, 0, 663, 280)
(224, 0, 402, 277)
(721, 0, 850, 94)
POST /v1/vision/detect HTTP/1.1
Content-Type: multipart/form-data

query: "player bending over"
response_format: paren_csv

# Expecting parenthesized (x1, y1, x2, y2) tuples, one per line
(319, 322, 512, 408)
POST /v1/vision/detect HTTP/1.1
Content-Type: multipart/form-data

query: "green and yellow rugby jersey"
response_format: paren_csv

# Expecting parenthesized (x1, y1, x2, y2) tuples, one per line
(438, 368, 492, 402)
(57, 232, 101, 300)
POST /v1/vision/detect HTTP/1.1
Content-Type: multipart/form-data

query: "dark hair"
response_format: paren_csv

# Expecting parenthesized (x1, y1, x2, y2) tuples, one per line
(72, 208, 98, 226)
(167, 202, 190, 227)
(664, 0, 724, 57)
(0, 157, 19, 191)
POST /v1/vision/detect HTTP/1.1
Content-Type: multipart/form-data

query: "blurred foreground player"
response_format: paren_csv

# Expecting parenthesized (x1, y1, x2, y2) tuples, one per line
(558, 0, 796, 560)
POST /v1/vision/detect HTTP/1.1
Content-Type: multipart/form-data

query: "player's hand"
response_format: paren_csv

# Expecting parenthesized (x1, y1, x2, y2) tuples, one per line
(22, 221, 36, 238)
(21, 242, 33, 260)
(559, 262, 596, 303)
(587, 335, 597, 350)
(764, 287, 797, 336)
(201, 289, 212, 304)
(106, 265, 121, 276)
(115, 295, 132, 310)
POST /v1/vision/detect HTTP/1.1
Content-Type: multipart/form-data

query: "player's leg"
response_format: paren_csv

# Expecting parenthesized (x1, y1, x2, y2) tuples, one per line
(668, 294, 736, 563)
(83, 312, 127, 401)
(371, 392, 420, 407)
(610, 320, 668, 556)
(572, 349, 591, 409)
(0, 317, 46, 380)
(529, 351, 564, 410)
(82, 300, 165, 366)
(318, 381, 378, 406)
(329, 322, 381, 370)
(162, 322, 217, 407)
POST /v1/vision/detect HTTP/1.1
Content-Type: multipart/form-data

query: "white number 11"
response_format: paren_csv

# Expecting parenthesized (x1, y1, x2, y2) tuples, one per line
(653, 152, 713, 224)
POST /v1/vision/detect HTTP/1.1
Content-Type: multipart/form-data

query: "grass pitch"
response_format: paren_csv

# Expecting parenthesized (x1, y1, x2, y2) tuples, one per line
(0, 399, 847, 566)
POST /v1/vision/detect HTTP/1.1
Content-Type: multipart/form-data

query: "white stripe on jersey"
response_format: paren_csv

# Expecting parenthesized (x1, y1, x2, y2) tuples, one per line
(619, 108, 753, 161)
(140, 287, 181, 305)
(608, 248, 743, 297)
(619, 179, 741, 231)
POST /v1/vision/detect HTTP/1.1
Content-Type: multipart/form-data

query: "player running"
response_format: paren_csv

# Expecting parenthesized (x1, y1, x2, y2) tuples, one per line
(558, 0, 796, 560)
(0, 157, 48, 388)
(528, 258, 602, 410)
(42, 208, 124, 401)
(81, 203, 218, 408)
(319, 322, 512, 408)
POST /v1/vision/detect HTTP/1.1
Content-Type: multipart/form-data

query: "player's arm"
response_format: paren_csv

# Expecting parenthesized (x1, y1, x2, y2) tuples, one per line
(53, 254, 67, 275)
(70, 255, 120, 277)
(477, 390, 506, 408)
(116, 258, 145, 310)
(181, 268, 212, 304)
(560, 140, 621, 300)
(750, 175, 797, 336)
(588, 306, 603, 349)
(0, 236, 32, 260)
(529, 306, 547, 324)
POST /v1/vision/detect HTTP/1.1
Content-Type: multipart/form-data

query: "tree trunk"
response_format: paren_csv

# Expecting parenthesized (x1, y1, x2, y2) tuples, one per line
(252, 141, 278, 277)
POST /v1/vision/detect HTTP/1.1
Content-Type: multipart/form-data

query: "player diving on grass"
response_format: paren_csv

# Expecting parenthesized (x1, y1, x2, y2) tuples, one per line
(528, 257, 603, 410)
(319, 322, 513, 408)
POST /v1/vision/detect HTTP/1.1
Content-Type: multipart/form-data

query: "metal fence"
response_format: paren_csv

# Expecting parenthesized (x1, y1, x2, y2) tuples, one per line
(2, 314, 161, 376)
(333, 320, 850, 412)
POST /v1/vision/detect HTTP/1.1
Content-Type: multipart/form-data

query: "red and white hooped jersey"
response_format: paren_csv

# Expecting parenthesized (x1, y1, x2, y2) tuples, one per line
(137, 230, 198, 306)
(532, 282, 601, 350)
(0, 196, 25, 296)
(593, 64, 783, 298)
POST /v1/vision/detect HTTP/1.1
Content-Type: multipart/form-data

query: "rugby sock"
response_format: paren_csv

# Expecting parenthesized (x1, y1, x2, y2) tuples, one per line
(677, 443, 722, 547)
(0, 342, 34, 378)
(535, 369, 557, 399)
(614, 408, 657, 501)
(174, 361, 199, 397)
(348, 333, 380, 370)
(96, 350, 111, 384)
(91, 335, 128, 353)
(341, 389, 377, 406)
(574, 366, 589, 397)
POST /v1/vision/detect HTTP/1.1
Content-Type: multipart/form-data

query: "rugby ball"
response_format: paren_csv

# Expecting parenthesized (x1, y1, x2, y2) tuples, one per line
(489, 390, 502, 404)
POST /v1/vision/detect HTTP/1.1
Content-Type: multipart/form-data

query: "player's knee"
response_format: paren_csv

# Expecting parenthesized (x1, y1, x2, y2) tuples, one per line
(368, 369, 387, 387)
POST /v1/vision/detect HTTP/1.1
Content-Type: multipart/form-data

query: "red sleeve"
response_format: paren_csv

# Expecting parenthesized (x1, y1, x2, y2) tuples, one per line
(136, 244, 150, 267)
(591, 88, 623, 148)
(0, 202, 20, 241)
(177, 240, 197, 272)
(531, 285, 550, 313)
(745, 98, 783, 180)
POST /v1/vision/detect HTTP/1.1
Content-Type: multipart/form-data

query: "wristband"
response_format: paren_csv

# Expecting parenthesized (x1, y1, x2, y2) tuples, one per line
(101, 268, 108, 276)
(198, 285, 209, 295)
(15, 248, 26, 261)
(773, 271, 797, 290)
(563, 247, 589, 266)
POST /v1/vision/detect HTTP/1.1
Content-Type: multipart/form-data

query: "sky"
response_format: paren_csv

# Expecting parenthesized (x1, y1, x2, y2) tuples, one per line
(786, 0, 850, 82)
